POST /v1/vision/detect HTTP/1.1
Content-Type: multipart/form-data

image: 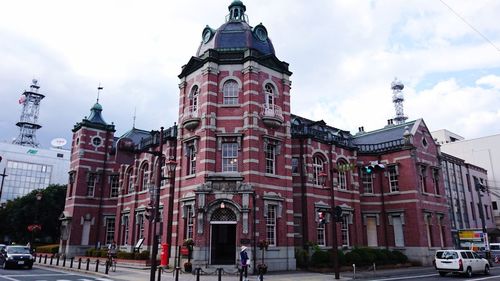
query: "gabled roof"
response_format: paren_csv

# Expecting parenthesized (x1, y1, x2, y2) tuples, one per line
(352, 120, 419, 145)
(117, 127, 151, 146)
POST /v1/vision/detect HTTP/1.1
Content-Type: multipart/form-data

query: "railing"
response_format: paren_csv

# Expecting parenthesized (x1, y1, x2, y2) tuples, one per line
(136, 126, 177, 151)
(260, 104, 284, 121)
(183, 105, 199, 120)
(357, 139, 405, 153)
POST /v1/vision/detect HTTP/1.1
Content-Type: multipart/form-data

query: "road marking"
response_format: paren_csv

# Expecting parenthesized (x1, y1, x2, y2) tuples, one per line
(0, 275, 20, 281)
(469, 275, 500, 280)
(367, 273, 437, 281)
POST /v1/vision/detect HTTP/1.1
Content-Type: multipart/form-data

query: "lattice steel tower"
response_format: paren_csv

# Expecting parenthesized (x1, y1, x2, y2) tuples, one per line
(13, 79, 45, 147)
(391, 77, 408, 125)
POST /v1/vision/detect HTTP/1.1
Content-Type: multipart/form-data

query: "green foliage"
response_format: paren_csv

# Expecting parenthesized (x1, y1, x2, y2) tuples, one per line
(117, 251, 135, 259)
(392, 250, 408, 263)
(135, 250, 150, 260)
(295, 248, 309, 268)
(0, 185, 67, 244)
(36, 244, 59, 254)
(311, 249, 330, 266)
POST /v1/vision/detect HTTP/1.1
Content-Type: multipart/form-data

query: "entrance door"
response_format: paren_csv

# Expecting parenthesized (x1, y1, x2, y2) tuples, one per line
(211, 224, 236, 264)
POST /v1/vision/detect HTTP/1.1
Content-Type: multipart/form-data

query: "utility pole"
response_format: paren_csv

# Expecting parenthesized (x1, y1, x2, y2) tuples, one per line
(0, 168, 7, 203)
(474, 176, 489, 260)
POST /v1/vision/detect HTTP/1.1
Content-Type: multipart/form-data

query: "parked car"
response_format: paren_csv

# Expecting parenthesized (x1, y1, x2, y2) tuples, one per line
(491, 243, 500, 263)
(435, 249, 490, 277)
(1, 245, 35, 269)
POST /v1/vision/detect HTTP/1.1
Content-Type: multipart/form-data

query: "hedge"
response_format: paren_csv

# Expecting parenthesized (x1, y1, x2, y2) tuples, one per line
(36, 244, 59, 254)
(304, 247, 409, 268)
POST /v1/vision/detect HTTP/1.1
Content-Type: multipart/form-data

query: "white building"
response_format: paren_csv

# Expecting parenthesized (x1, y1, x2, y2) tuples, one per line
(432, 130, 500, 227)
(0, 141, 70, 203)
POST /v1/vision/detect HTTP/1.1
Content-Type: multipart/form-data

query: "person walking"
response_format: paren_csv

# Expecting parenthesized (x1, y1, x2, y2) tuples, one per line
(240, 246, 249, 281)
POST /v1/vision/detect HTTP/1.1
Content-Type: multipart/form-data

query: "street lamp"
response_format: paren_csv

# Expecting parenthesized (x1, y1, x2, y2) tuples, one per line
(148, 127, 177, 281)
(318, 171, 340, 280)
(474, 176, 489, 259)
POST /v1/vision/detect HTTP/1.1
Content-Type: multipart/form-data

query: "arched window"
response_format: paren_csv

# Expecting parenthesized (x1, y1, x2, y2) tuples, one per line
(265, 84, 275, 108)
(189, 86, 199, 112)
(140, 163, 149, 191)
(312, 155, 325, 186)
(126, 168, 134, 193)
(337, 160, 348, 190)
(222, 80, 239, 105)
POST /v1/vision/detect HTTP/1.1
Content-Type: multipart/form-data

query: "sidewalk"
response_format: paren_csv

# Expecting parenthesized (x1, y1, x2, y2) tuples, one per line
(34, 261, 435, 281)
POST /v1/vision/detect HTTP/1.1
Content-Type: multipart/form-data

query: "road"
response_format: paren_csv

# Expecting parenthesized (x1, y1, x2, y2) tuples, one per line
(0, 267, 114, 281)
(353, 265, 500, 280)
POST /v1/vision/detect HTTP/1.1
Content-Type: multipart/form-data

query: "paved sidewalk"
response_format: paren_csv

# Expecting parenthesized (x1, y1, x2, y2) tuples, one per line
(34, 261, 435, 281)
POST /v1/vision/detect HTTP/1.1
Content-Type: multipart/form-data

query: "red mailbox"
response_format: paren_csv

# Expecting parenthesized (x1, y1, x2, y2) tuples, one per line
(160, 243, 169, 267)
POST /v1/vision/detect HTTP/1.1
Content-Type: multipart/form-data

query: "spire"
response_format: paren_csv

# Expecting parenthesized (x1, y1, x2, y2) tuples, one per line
(97, 83, 103, 103)
(87, 85, 107, 125)
(227, 0, 247, 22)
(133, 107, 137, 128)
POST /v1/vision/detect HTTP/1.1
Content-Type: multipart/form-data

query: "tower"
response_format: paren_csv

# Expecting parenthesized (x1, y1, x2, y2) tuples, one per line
(391, 77, 408, 125)
(13, 79, 45, 147)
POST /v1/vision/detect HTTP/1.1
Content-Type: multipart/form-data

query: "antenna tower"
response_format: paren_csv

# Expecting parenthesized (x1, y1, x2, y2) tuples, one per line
(391, 77, 408, 125)
(13, 79, 45, 147)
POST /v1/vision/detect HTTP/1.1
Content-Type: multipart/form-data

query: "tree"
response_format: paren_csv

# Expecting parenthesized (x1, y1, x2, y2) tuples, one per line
(0, 184, 67, 244)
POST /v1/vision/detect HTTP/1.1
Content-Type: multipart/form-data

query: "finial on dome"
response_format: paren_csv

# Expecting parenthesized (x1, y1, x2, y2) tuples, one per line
(97, 83, 103, 103)
(228, 0, 247, 22)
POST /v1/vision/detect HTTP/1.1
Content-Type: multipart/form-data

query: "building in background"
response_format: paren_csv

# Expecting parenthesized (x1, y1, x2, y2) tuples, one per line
(432, 131, 500, 229)
(59, 1, 453, 268)
(0, 141, 70, 203)
(440, 153, 496, 247)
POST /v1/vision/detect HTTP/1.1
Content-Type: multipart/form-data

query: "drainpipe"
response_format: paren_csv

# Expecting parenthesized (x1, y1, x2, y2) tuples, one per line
(252, 192, 257, 274)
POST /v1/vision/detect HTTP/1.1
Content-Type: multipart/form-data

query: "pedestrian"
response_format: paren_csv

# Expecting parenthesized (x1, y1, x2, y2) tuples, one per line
(240, 246, 249, 281)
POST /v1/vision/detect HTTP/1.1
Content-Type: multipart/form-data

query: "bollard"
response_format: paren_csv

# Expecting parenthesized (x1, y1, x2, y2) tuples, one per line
(157, 266, 161, 281)
(86, 258, 90, 271)
(352, 264, 356, 279)
(63, 256, 66, 267)
(195, 267, 201, 281)
(44, 254, 47, 264)
(105, 260, 109, 275)
(175, 267, 181, 281)
(95, 259, 100, 272)
(373, 262, 376, 274)
(217, 267, 223, 281)
(39, 254, 42, 263)
(78, 258, 82, 269)
(70, 257, 74, 268)
(50, 256, 53, 265)
(56, 255, 60, 266)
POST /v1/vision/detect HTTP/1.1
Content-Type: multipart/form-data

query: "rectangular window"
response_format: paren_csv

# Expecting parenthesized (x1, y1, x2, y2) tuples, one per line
(393, 216, 405, 247)
(493, 201, 498, 210)
(388, 166, 399, 192)
(265, 143, 276, 174)
(222, 142, 238, 172)
(361, 169, 373, 194)
(338, 170, 347, 190)
(122, 215, 129, 246)
(485, 204, 490, 219)
(425, 214, 433, 247)
(105, 217, 115, 244)
(433, 168, 440, 195)
(438, 216, 445, 248)
(110, 175, 119, 198)
(470, 202, 476, 220)
(419, 165, 427, 193)
(137, 214, 145, 241)
(341, 215, 350, 247)
(291, 157, 299, 174)
(317, 224, 325, 247)
(87, 173, 96, 197)
(266, 205, 277, 246)
(187, 143, 196, 175)
(366, 217, 378, 247)
(68, 171, 76, 197)
(186, 205, 194, 240)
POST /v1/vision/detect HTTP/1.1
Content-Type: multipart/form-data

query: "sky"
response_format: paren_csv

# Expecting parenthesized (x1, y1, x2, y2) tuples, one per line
(1, 0, 499, 149)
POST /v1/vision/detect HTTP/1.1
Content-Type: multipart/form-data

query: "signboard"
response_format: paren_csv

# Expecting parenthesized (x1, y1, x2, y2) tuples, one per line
(458, 229, 489, 251)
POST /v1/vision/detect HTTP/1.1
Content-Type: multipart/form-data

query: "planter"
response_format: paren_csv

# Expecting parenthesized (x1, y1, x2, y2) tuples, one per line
(184, 262, 192, 272)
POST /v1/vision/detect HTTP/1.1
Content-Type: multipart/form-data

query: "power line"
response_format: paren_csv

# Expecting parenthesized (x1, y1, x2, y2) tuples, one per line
(439, 0, 500, 53)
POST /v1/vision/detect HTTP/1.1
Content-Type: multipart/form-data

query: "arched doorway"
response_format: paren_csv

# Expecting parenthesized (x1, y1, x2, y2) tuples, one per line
(210, 207, 237, 264)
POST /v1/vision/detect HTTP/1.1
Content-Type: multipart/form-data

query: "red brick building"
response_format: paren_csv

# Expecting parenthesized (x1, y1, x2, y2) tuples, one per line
(59, 0, 451, 269)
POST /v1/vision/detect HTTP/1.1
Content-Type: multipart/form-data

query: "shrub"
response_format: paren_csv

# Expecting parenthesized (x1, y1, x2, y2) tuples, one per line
(117, 251, 135, 259)
(345, 251, 362, 265)
(85, 248, 95, 257)
(36, 244, 59, 254)
(135, 250, 150, 260)
(336, 249, 346, 266)
(311, 250, 329, 266)
(295, 248, 309, 268)
(392, 250, 408, 264)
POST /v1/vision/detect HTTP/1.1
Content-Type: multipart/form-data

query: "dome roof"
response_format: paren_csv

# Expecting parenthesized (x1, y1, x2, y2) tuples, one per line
(196, 1, 275, 57)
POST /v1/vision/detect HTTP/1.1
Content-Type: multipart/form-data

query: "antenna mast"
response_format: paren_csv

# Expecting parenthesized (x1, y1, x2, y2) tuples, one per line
(13, 79, 45, 147)
(391, 77, 408, 125)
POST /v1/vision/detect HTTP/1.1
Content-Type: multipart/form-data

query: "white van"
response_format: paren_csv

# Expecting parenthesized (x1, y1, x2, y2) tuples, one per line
(491, 243, 500, 263)
(435, 249, 490, 277)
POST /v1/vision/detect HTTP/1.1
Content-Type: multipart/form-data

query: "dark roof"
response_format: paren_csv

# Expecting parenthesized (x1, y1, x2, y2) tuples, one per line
(117, 128, 151, 145)
(352, 120, 418, 145)
(72, 102, 115, 132)
(87, 102, 107, 125)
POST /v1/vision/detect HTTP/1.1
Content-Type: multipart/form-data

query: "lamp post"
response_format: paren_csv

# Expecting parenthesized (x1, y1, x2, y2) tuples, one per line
(148, 128, 177, 281)
(473, 176, 489, 259)
(318, 172, 340, 280)
(0, 168, 7, 203)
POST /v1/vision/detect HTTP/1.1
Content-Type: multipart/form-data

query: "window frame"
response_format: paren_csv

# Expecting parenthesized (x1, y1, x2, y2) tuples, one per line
(265, 142, 276, 174)
(312, 155, 325, 186)
(266, 204, 277, 246)
(222, 142, 238, 172)
(388, 165, 399, 192)
(222, 80, 239, 105)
